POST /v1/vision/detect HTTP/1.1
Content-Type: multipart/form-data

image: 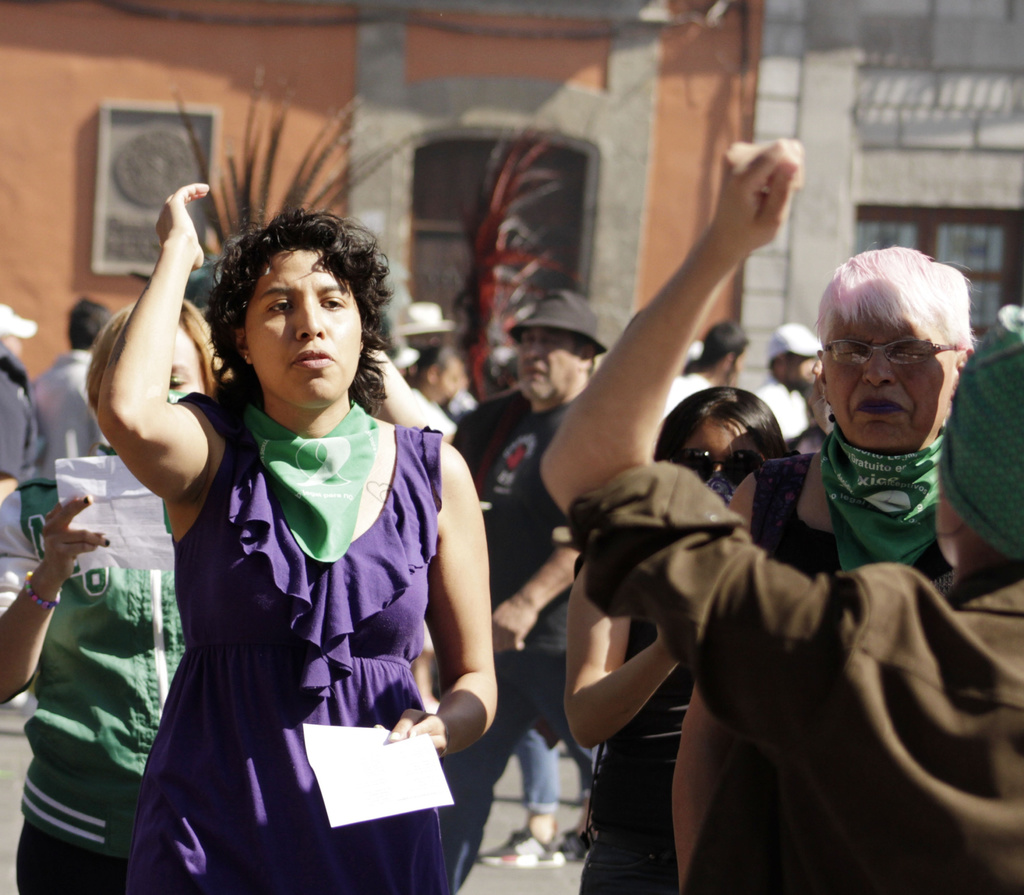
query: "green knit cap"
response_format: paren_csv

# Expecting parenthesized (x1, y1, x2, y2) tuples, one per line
(940, 304, 1024, 559)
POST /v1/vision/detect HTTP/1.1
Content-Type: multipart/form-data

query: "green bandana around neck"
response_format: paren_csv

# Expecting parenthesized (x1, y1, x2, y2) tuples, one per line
(820, 426, 942, 570)
(243, 402, 379, 563)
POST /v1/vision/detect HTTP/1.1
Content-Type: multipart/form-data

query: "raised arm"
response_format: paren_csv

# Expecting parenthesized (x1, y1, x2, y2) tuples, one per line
(541, 141, 804, 511)
(97, 184, 222, 535)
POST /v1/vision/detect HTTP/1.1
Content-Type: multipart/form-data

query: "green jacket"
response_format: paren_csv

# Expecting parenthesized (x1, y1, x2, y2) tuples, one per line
(0, 479, 184, 857)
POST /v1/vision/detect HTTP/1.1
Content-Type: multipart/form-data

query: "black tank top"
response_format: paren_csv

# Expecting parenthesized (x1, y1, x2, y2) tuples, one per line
(588, 621, 692, 849)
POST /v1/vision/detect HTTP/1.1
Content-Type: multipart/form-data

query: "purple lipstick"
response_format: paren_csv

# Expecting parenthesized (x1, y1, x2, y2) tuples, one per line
(857, 400, 903, 414)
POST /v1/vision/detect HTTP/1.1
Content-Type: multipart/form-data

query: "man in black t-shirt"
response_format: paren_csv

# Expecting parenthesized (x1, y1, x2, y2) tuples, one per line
(440, 291, 605, 891)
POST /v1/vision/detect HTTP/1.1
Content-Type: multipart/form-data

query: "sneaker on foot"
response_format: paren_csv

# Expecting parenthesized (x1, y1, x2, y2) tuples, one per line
(477, 829, 566, 868)
(557, 831, 589, 862)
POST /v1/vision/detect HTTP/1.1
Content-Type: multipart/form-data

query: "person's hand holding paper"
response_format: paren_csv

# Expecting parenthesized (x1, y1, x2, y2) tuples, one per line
(303, 724, 454, 827)
(55, 455, 174, 571)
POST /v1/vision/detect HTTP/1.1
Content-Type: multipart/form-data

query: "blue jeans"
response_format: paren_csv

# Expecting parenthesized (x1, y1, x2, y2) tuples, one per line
(439, 649, 594, 892)
(515, 726, 561, 814)
(579, 840, 678, 895)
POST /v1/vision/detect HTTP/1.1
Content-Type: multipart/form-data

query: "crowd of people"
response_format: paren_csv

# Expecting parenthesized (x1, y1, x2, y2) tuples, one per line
(2, 136, 1024, 895)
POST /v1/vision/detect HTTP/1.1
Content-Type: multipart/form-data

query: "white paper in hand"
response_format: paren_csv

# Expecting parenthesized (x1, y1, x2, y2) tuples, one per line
(55, 455, 174, 571)
(303, 724, 454, 827)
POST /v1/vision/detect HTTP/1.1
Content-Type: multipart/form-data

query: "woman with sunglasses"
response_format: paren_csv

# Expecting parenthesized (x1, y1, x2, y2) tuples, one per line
(564, 387, 785, 894)
(658, 388, 785, 505)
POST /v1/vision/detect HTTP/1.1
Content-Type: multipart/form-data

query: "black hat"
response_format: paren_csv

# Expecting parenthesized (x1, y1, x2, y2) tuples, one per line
(509, 290, 607, 354)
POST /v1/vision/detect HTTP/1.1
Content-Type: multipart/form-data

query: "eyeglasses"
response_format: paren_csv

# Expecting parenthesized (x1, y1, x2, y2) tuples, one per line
(672, 448, 763, 485)
(823, 338, 958, 366)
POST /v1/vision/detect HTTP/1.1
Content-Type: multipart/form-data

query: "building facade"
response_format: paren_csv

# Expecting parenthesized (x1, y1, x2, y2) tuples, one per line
(1, 0, 761, 376)
(743, 0, 1024, 376)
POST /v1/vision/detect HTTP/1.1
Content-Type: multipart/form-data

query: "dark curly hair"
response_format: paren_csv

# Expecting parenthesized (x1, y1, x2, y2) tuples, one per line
(207, 208, 392, 414)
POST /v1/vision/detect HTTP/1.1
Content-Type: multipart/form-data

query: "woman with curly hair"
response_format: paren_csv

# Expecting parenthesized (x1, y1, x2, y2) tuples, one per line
(98, 185, 496, 894)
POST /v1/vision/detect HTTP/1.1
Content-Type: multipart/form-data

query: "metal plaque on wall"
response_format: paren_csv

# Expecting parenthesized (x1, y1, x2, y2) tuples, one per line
(92, 102, 219, 275)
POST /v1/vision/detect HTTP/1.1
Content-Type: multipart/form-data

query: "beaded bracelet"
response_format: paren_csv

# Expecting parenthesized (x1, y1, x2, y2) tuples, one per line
(24, 570, 60, 611)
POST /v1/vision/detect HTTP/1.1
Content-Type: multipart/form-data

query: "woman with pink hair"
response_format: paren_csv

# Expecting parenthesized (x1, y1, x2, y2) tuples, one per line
(542, 140, 974, 891)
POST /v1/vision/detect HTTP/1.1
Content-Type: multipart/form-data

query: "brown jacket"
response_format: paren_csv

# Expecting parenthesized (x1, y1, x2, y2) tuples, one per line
(569, 462, 1024, 894)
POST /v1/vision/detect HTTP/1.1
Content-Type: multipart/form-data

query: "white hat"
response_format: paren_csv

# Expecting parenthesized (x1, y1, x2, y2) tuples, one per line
(389, 343, 420, 370)
(767, 323, 818, 361)
(395, 302, 455, 337)
(0, 305, 37, 340)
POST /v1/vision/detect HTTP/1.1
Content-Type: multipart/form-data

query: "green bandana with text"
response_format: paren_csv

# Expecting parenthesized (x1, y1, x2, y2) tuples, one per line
(243, 402, 378, 563)
(820, 426, 942, 570)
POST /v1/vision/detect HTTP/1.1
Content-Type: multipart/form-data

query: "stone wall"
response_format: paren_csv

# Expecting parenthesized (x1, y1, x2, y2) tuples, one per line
(740, 0, 1024, 387)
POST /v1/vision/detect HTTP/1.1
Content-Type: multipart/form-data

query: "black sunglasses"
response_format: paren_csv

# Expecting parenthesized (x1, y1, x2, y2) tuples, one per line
(672, 448, 763, 485)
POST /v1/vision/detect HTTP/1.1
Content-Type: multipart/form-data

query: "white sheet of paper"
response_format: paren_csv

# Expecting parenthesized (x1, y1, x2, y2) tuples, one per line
(303, 723, 453, 827)
(54, 455, 174, 571)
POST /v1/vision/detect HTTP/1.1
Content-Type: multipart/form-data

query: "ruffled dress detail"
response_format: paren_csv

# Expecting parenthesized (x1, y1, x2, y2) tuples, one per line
(220, 398, 439, 694)
(126, 395, 448, 894)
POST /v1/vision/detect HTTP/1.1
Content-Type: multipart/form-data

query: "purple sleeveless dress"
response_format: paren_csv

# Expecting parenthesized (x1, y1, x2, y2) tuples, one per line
(126, 395, 448, 894)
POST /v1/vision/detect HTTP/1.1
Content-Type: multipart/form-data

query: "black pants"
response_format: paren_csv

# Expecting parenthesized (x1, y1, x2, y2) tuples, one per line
(16, 820, 128, 895)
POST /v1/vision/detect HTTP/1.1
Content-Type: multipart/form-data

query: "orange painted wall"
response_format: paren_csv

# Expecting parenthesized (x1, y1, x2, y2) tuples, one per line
(0, 1, 358, 375)
(637, 0, 763, 324)
(406, 13, 609, 90)
(3, 1, 760, 374)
